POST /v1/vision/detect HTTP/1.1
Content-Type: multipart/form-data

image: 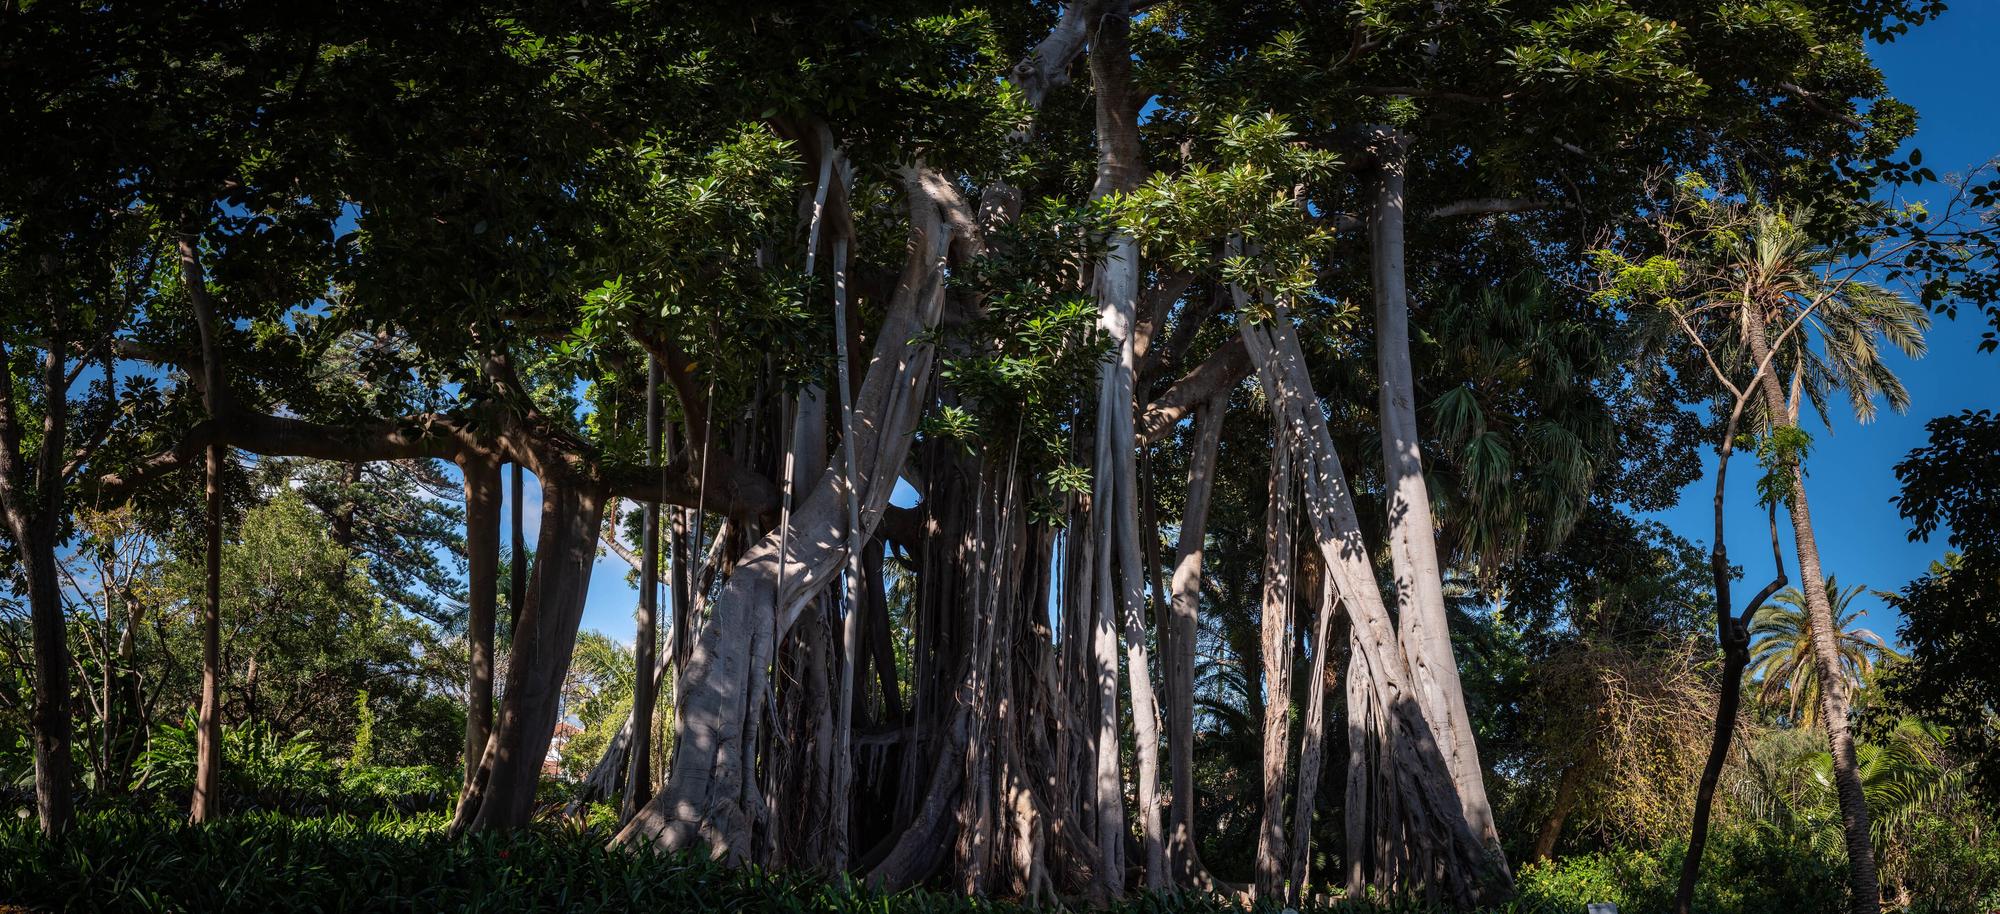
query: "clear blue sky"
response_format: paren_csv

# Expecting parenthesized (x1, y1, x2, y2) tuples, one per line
(567, 5, 2000, 648)
(1644, 3, 2000, 642)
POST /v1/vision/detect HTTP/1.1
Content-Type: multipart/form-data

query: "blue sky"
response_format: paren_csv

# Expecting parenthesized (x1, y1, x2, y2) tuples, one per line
(565, 6, 2000, 647)
(1644, 3, 2000, 640)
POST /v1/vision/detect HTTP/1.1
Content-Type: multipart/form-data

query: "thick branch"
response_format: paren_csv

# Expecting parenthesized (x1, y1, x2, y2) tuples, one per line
(1428, 198, 1557, 220)
(1138, 337, 1250, 443)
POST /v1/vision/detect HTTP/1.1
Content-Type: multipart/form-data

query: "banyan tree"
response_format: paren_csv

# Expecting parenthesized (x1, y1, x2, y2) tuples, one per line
(6, 1, 1948, 910)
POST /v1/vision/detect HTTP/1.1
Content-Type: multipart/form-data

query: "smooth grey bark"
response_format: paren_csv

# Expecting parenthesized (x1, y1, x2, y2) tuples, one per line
(1239, 291, 1498, 905)
(1086, 1, 1163, 890)
(1166, 395, 1224, 886)
(1366, 129, 1504, 864)
(1344, 630, 1374, 897)
(457, 468, 611, 832)
(616, 167, 962, 861)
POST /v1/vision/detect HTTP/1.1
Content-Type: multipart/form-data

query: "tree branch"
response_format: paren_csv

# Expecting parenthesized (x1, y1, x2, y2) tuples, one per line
(1138, 337, 1250, 444)
(1428, 198, 1557, 220)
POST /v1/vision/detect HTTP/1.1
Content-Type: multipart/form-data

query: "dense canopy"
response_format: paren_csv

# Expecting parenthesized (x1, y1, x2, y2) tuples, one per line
(2, 2, 1997, 913)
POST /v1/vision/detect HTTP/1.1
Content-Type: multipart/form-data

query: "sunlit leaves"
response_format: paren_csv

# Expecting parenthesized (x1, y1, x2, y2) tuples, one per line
(1746, 423, 1814, 509)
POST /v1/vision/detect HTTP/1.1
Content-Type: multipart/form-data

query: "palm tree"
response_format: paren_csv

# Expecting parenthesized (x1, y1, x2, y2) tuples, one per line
(1735, 716, 1968, 906)
(1748, 576, 1902, 728)
(1726, 203, 1928, 914)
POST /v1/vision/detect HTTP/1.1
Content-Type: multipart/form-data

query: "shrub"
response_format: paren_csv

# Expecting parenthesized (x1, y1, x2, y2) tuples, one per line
(131, 717, 338, 812)
(1511, 831, 1844, 914)
(340, 764, 456, 812)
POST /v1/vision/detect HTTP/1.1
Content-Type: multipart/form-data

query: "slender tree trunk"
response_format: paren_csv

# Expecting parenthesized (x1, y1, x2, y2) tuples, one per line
(510, 462, 527, 633)
(1085, 2, 1161, 890)
(1166, 395, 1224, 886)
(1, 337, 75, 837)
(1255, 417, 1297, 900)
(453, 457, 609, 833)
(1674, 380, 1788, 914)
(566, 657, 673, 818)
(1086, 450, 1126, 895)
(830, 233, 866, 869)
(331, 461, 360, 547)
(24, 538, 72, 836)
(1366, 128, 1504, 867)
(461, 456, 501, 800)
(112, 587, 148, 790)
(625, 357, 663, 822)
(668, 443, 692, 716)
(192, 446, 224, 823)
(181, 239, 226, 826)
(1742, 309, 1879, 914)
(1344, 632, 1375, 897)
(1288, 575, 1338, 904)
(1676, 634, 1752, 913)
(1529, 763, 1583, 862)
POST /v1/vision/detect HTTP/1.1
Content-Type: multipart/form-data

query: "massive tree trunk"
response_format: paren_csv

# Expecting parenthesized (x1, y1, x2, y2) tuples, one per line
(616, 168, 961, 861)
(460, 456, 501, 799)
(1239, 294, 1499, 906)
(1742, 307, 1880, 914)
(0, 337, 74, 837)
(1165, 395, 1224, 886)
(624, 357, 664, 822)
(1366, 128, 1504, 866)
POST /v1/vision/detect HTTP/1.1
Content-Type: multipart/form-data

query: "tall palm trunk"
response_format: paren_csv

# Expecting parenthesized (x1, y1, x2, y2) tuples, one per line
(1366, 128, 1503, 862)
(1743, 307, 1880, 914)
